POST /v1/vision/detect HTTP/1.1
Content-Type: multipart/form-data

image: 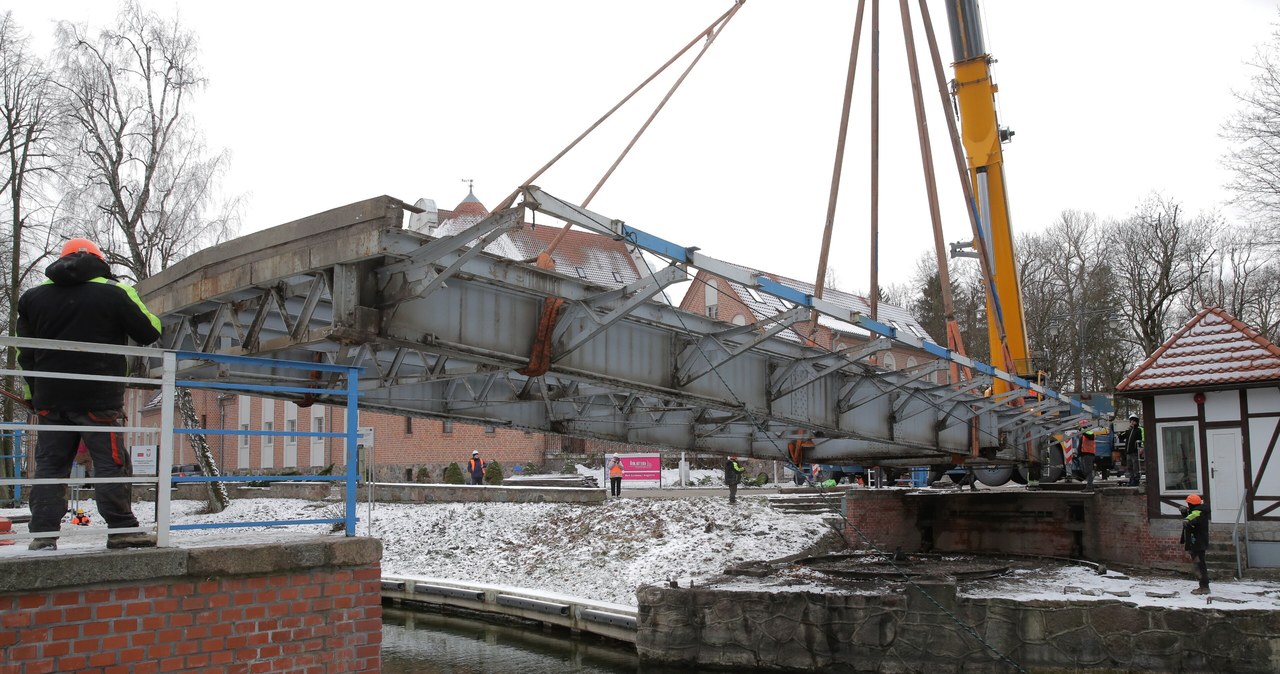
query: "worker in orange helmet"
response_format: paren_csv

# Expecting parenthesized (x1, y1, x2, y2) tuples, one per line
(1181, 493, 1210, 595)
(17, 238, 161, 551)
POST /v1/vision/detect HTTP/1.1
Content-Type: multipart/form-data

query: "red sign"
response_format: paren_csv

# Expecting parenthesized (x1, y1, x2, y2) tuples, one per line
(620, 454, 661, 481)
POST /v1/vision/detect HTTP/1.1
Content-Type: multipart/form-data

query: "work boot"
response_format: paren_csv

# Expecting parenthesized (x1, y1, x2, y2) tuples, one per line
(106, 532, 157, 549)
(28, 537, 57, 551)
(1191, 587, 1210, 596)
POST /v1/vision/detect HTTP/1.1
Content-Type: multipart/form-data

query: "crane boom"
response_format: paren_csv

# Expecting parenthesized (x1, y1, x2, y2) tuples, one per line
(945, 0, 1032, 383)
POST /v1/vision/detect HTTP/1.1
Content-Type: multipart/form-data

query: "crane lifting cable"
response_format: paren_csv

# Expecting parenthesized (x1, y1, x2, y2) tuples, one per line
(482, 1, 747, 269)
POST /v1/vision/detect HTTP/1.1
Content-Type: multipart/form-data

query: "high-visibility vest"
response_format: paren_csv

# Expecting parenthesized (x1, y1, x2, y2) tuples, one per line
(1080, 433, 1097, 455)
(609, 462, 623, 477)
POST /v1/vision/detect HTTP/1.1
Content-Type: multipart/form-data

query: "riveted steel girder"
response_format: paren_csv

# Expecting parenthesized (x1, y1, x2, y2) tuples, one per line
(135, 194, 1097, 465)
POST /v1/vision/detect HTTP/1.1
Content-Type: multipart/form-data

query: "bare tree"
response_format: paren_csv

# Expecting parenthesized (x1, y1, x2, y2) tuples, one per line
(1188, 224, 1280, 339)
(1109, 194, 1218, 356)
(53, 2, 239, 511)
(1017, 210, 1129, 394)
(53, 1, 236, 279)
(0, 12, 60, 502)
(1223, 22, 1280, 227)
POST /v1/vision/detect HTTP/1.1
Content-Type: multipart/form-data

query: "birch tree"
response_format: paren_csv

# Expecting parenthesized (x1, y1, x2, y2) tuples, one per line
(53, 1, 238, 510)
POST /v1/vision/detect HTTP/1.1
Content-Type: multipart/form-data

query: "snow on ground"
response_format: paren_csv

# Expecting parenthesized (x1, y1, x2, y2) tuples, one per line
(5, 488, 1279, 610)
(0, 494, 835, 606)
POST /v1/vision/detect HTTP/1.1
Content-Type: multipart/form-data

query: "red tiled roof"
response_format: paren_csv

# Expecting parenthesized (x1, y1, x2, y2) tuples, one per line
(432, 196, 640, 290)
(1115, 307, 1280, 392)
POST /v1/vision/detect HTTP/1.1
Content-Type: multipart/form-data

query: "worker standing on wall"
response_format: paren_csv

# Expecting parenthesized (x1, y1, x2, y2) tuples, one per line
(1079, 429, 1097, 489)
(17, 238, 162, 551)
(1124, 413, 1144, 488)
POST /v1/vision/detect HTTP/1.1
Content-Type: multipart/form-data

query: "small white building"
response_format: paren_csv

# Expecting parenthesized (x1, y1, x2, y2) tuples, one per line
(1116, 307, 1280, 567)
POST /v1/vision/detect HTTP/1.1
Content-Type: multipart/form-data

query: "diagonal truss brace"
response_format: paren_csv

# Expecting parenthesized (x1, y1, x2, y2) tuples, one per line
(551, 266, 688, 360)
(378, 208, 524, 301)
(677, 306, 809, 387)
(771, 338, 889, 401)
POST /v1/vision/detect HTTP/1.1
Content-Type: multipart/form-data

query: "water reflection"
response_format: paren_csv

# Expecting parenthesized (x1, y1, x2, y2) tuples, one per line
(382, 607, 692, 674)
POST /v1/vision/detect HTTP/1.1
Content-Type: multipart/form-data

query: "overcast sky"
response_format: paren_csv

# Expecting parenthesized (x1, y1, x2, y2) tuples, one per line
(10, 0, 1279, 292)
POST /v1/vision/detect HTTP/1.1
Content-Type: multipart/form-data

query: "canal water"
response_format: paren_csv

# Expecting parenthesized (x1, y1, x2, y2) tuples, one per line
(382, 607, 694, 673)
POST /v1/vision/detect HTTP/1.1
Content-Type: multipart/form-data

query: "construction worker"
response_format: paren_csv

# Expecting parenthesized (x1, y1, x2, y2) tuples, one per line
(1079, 429, 1097, 489)
(1124, 413, 1144, 487)
(17, 238, 161, 551)
(608, 454, 624, 497)
(724, 455, 746, 504)
(467, 451, 486, 485)
(1181, 494, 1210, 595)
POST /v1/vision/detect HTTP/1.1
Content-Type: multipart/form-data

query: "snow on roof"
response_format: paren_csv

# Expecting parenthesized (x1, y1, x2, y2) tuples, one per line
(697, 263, 934, 345)
(430, 198, 641, 290)
(1116, 307, 1280, 392)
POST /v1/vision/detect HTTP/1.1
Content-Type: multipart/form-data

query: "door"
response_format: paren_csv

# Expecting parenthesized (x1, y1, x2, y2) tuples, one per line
(1208, 428, 1245, 523)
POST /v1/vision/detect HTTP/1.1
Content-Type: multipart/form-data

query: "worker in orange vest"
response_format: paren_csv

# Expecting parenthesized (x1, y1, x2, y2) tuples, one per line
(1079, 429, 1097, 489)
(608, 454, 624, 497)
(467, 451, 486, 485)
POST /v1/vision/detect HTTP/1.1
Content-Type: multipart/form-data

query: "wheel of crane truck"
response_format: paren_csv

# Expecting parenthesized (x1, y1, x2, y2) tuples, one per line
(793, 471, 806, 486)
(972, 466, 1014, 487)
(928, 466, 949, 486)
(1010, 467, 1028, 485)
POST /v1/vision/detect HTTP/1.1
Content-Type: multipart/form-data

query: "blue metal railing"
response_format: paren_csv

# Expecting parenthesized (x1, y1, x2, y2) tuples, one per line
(0, 423, 23, 506)
(0, 336, 364, 546)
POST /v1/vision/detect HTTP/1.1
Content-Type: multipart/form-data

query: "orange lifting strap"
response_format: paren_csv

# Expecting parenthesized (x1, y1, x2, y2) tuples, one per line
(517, 297, 567, 377)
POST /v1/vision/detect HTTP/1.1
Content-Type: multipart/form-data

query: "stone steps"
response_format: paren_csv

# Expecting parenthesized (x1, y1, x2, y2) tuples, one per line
(767, 494, 846, 516)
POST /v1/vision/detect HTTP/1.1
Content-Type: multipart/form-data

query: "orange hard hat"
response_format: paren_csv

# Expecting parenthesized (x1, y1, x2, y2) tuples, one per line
(1186, 494, 1202, 505)
(61, 238, 104, 261)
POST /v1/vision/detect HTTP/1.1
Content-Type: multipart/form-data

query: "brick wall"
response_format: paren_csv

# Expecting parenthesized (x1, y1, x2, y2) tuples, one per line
(842, 489, 1192, 567)
(0, 539, 382, 674)
(130, 390, 552, 482)
(844, 491, 921, 552)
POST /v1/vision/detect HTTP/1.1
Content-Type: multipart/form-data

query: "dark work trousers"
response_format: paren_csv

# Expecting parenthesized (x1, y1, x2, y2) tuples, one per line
(727, 481, 739, 504)
(1079, 453, 1095, 488)
(1190, 549, 1210, 588)
(29, 409, 139, 533)
(1127, 452, 1142, 486)
(610, 476, 622, 497)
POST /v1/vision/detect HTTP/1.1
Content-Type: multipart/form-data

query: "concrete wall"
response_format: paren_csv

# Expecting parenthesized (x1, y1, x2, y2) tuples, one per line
(637, 581, 1280, 673)
(0, 537, 382, 673)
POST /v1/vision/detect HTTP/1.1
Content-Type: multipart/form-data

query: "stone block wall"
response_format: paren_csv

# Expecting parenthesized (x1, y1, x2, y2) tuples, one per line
(0, 537, 382, 674)
(637, 581, 1280, 673)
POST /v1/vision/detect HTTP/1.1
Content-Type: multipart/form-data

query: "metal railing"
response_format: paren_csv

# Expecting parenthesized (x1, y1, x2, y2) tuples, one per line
(0, 336, 363, 547)
(1232, 486, 1251, 579)
(0, 423, 24, 506)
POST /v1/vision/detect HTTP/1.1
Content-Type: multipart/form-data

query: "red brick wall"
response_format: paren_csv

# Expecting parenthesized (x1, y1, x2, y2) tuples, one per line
(843, 489, 1191, 567)
(0, 566, 381, 674)
(845, 491, 922, 552)
(130, 390, 552, 481)
(1089, 491, 1185, 566)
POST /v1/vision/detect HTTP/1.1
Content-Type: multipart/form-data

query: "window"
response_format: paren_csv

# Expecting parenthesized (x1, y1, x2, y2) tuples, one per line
(443, 420, 453, 434)
(882, 353, 897, 371)
(484, 425, 496, 435)
(574, 267, 587, 278)
(1158, 423, 1201, 493)
(405, 416, 413, 435)
(261, 421, 275, 469)
(310, 408, 326, 468)
(705, 304, 719, 319)
(612, 272, 624, 283)
(743, 286, 763, 303)
(906, 357, 918, 370)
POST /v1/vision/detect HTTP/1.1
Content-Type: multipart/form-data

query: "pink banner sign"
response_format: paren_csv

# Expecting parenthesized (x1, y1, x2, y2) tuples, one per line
(620, 454, 661, 481)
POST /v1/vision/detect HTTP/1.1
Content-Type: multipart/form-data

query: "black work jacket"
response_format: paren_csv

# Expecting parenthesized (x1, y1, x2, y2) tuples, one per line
(17, 254, 161, 411)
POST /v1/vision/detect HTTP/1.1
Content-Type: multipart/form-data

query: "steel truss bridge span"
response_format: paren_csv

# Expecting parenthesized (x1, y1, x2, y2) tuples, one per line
(135, 190, 1098, 465)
